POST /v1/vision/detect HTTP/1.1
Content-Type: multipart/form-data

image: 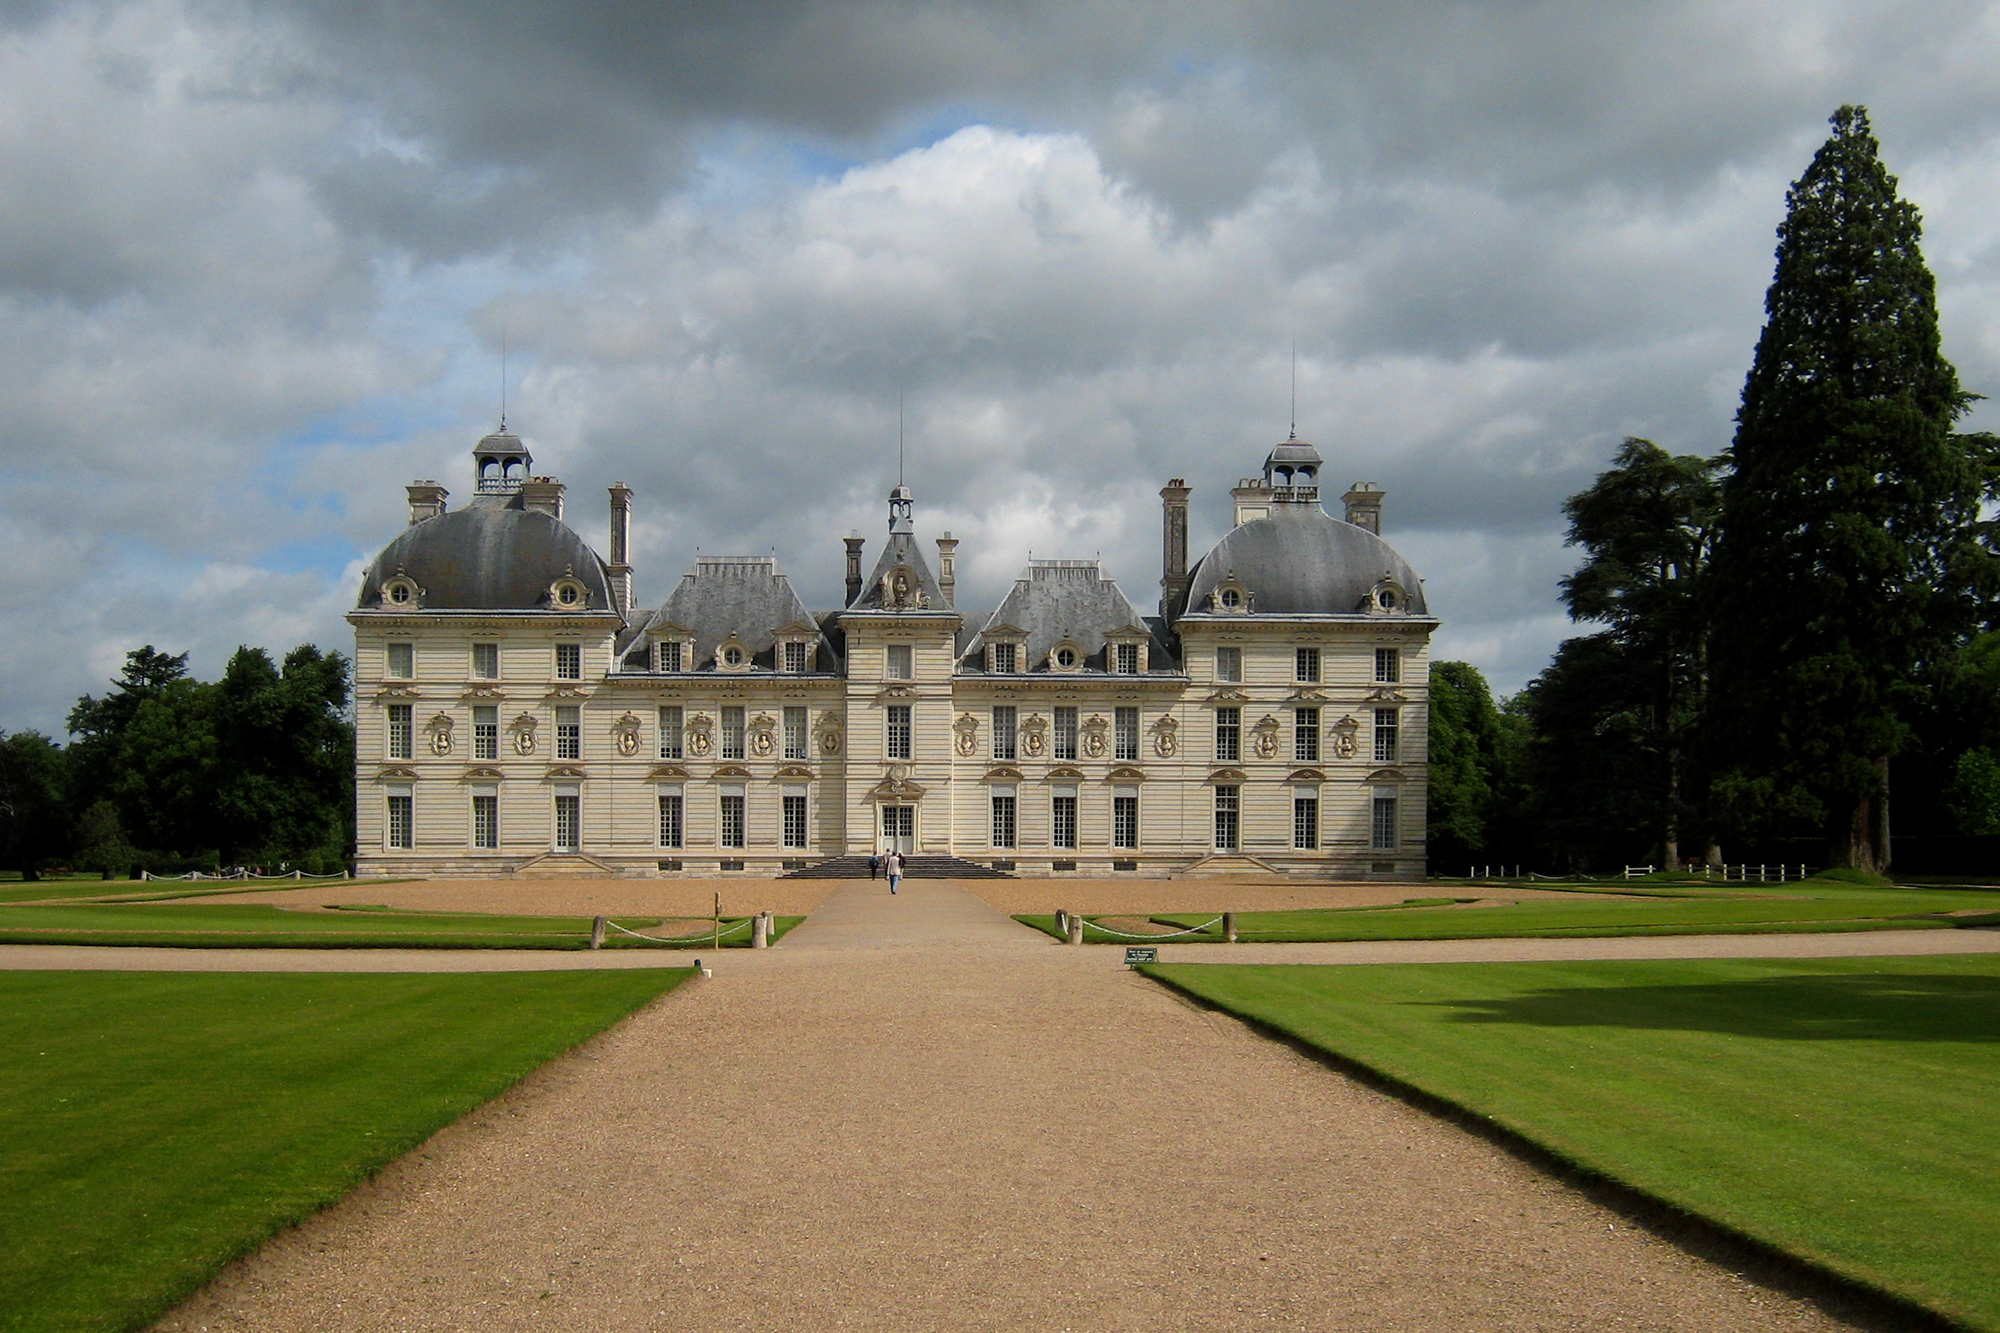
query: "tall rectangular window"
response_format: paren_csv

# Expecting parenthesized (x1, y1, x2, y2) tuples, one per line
(886, 644, 913, 679)
(1215, 646, 1242, 683)
(1114, 706, 1139, 760)
(992, 705, 1017, 760)
(656, 640, 683, 673)
(784, 641, 810, 674)
(1053, 707, 1078, 760)
(1375, 647, 1400, 684)
(1114, 642, 1140, 675)
(719, 791, 746, 848)
(886, 704, 912, 760)
(721, 706, 745, 760)
(658, 791, 684, 848)
(472, 642, 499, 679)
(387, 642, 414, 679)
(1295, 707, 1320, 762)
(1112, 791, 1139, 849)
(1213, 786, 1239, 851)
(473, 705, 498, 760)
(1295, 646, 1321, 683)
(556, 643, 582, 680)
(556, 706, 581, 760)
(554, 793, 580, 851)
(658, 706, 683, 759)
(472, 792, 498, 849)
(1214, 707, 1240, 763)
(1051, 792, 1078, 849)
(1374, 708, 1399, 763)
(386, 792, 413, 849)
(1294, 793, 1319, 850)
(782, 792, 808, 849)
(990, 642, 1017, 674)
(991, 791, 1017, 848)
(1372, 793, 1399, 850)
(783, 706, 809, 760)
(386, 704, 413, 760)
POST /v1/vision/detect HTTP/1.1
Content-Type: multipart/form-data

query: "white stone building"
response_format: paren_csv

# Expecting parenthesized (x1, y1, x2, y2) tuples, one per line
(349, 427, 1436, 877)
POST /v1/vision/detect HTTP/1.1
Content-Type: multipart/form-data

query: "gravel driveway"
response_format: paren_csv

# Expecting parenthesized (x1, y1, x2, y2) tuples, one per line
(143, 878, 1903, 1332)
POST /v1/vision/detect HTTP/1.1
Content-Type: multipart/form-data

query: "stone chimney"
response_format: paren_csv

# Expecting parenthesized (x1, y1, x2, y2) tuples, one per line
(607, 483, 634, 613)
(406, 481, 448, 525)
(936, 533, 958, 608)
(520, 476, 565, 520)
(844, 533, 865, 606)
(1342, 482, 1383, 535)
(1159, 478, 1192, 621)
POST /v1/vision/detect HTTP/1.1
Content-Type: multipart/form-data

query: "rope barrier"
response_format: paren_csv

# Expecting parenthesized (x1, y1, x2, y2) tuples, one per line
(140, 870, 351, 882)
(603, 917, 754, 944)
(1078, 915, 1225, 940)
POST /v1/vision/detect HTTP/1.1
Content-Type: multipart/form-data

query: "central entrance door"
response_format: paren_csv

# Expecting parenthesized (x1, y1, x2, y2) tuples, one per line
(881, 805, 915, 855)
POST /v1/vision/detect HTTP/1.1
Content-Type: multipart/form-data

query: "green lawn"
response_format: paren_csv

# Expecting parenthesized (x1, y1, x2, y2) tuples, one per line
(0, 968, 691, 1333)
(0, 902, 804, 948)
(1146, 955, 2000, 1331)
(1017, 881, 2000, 943)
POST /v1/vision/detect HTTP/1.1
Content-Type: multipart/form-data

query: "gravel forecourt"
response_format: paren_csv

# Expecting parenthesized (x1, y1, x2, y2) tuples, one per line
(132, 878, 1939, 1331)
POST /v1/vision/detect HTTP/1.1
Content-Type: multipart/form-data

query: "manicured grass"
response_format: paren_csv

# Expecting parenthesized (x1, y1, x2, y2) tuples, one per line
(0, 968, 691, 1333)
(1017, 882, 2000, 944)
(0, 902, 804, 949)
(1146, 955, 2000, 1331)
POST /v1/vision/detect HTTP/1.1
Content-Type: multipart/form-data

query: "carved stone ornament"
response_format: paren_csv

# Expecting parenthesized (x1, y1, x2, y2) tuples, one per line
(748, 712, 777, 757)
(425, 712, 455, 756)
(1252, 714, 1283, 760)
(883, 565, 929, 610)
(814, 711, 843, 756)
(613, 712, 643, 757)
(1149, 713, 1179, 758)
(1331, 714, 1360, 760)
(953, 712, 981, 757)
(1080, 715, 1109, 759)
(1020, 713, 1048, 757)
(685, 712, 715, 757)
(509, 713, 538, 756)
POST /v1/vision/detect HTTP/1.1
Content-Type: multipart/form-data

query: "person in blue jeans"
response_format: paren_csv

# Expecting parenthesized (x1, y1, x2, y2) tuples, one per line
(886, 850, 904, 894)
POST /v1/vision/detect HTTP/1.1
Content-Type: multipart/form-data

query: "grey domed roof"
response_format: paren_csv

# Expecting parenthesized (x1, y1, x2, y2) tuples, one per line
(358, 500, 614, 612)
(1184, 505, 1427, 617)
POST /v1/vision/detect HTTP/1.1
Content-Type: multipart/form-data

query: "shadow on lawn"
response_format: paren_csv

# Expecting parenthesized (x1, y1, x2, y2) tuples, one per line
(1423, 973, 2000, 1042)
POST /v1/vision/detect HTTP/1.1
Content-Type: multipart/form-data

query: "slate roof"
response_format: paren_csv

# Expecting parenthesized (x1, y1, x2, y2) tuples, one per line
(357, 495, 615, 613)
(848, 532, 947, 610)
(1184, 503, 1428, 617)
(960, 561, 1179, 673)
(622, 556, 840, 672)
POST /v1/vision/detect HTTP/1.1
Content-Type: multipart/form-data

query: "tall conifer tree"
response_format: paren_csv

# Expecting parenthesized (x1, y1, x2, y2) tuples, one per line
(1708, 106, 1998, 871)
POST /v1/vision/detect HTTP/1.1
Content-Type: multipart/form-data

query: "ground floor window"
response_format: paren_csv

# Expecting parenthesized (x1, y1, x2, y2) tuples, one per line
(658, 791, 683, 848)
(1372, 792, 1399, 850)
(554, 792, 580, 851)
(783, 792, 808, 849)
(991, 791, 1017, 849)
(472, 792, 498, 849)
(1293, 793, 1319, 850)
(1214, 785, 1239, 851)
(387, 791, 413, 850)
(720, 791, 746, 848)
(1112, 791, 1138, 849)
(1051, 792, 1077, 849)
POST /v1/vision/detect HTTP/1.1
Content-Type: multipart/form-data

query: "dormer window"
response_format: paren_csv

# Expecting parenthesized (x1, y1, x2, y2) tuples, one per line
(1367, 579, 1410, 616)
(1114, 643, 1141, 675)
(1051, 643, 1081, 672)
(1210, 573, 1252, 614)
(990, 642, 1018, 674)
(723, 645, 746, 669)
(548, 574, 589, 610)
(655, 640, 684, 673)
(783, 641, 811, 674)
(1220, 589, 1240, 608)
(379, 574, 422, 609)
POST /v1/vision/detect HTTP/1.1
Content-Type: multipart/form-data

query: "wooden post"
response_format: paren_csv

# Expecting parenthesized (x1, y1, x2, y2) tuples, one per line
(1223, 911, 1238, 944)
(590, 916, 606, 950)
(1066, 914, 1084, 946)
(752, 912, 770, 949)
(713, 892, 722, 951)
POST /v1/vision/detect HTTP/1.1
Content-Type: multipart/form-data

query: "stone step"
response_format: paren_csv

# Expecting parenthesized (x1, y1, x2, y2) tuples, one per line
(781, 854, 1016, 880)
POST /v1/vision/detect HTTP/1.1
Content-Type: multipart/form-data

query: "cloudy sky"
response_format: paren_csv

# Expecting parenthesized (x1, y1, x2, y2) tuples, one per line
(5, 0, 2000, 733)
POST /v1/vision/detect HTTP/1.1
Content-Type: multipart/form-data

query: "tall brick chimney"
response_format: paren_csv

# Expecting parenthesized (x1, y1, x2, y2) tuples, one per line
(936, 533, 958, 608)
(607, 483, 634, 613)
(1159, 478, 1192, 620)
(844, 533, 865, 606)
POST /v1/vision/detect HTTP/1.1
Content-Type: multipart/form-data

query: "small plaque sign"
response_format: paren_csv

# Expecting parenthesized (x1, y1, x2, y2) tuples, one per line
(1124, 946, 1158, 966)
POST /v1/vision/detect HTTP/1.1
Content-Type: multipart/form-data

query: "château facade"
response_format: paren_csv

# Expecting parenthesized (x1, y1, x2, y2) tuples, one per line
(349, 428, 1437, 877)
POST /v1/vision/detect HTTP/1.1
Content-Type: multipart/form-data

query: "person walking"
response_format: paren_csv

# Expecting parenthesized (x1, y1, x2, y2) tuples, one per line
(886, 849, 904, 895)
(868, 852, 881, 880)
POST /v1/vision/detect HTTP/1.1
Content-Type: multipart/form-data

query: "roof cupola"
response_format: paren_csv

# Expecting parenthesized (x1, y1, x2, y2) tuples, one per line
(888, 483, 914, 535)
(474, 429, 532, 496)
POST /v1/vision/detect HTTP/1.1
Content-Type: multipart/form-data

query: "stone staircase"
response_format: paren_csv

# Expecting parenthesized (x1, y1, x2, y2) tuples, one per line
(1169, 852, 1286, 879)
(509, 852, 621, 878)
(780, 854, 1016, 880)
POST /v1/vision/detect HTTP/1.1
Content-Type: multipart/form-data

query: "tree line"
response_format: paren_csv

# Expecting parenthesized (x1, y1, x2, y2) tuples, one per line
(0, 644, 354, 878)
(1428, 107, 2000, 875)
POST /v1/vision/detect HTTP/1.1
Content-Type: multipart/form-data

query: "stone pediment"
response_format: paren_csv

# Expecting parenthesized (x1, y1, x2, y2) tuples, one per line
(545, 763, 588, 779)
(1206, 688, 1250, 704)
(460, 685, 506, 701)
(1364, 686, 1410, 704)
(1287, 767, 1327, 784)
(877, 684, 921, 700)
(374, 683, 422, 701)
(543, 684, 591, 702)
(867, 769, 928, 801)
(1204, 767, 1248, 785)
(1045, 765, 1086, 781)
(648, 763, 690, 780)
(1365, 767, 1407, 784)
(1286, 685, 1329, 702)
(984, 764, 1024, 782)
(712, 764, 753, 778)
(462, 765, 504, 781)
(774, 764, 815, 780)
(376, 764, 419, 781)
(1106, 765, 1147, 783)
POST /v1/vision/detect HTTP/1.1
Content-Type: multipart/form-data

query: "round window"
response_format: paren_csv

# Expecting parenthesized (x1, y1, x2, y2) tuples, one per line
(1220, 588, 1240, 608)
(1056, 647, 1076, 668)
(557, 584, 579, 606)
(1378, 589, 1397, 610)
(388, 582, 411, 604)
(724, 646, 744, 666)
